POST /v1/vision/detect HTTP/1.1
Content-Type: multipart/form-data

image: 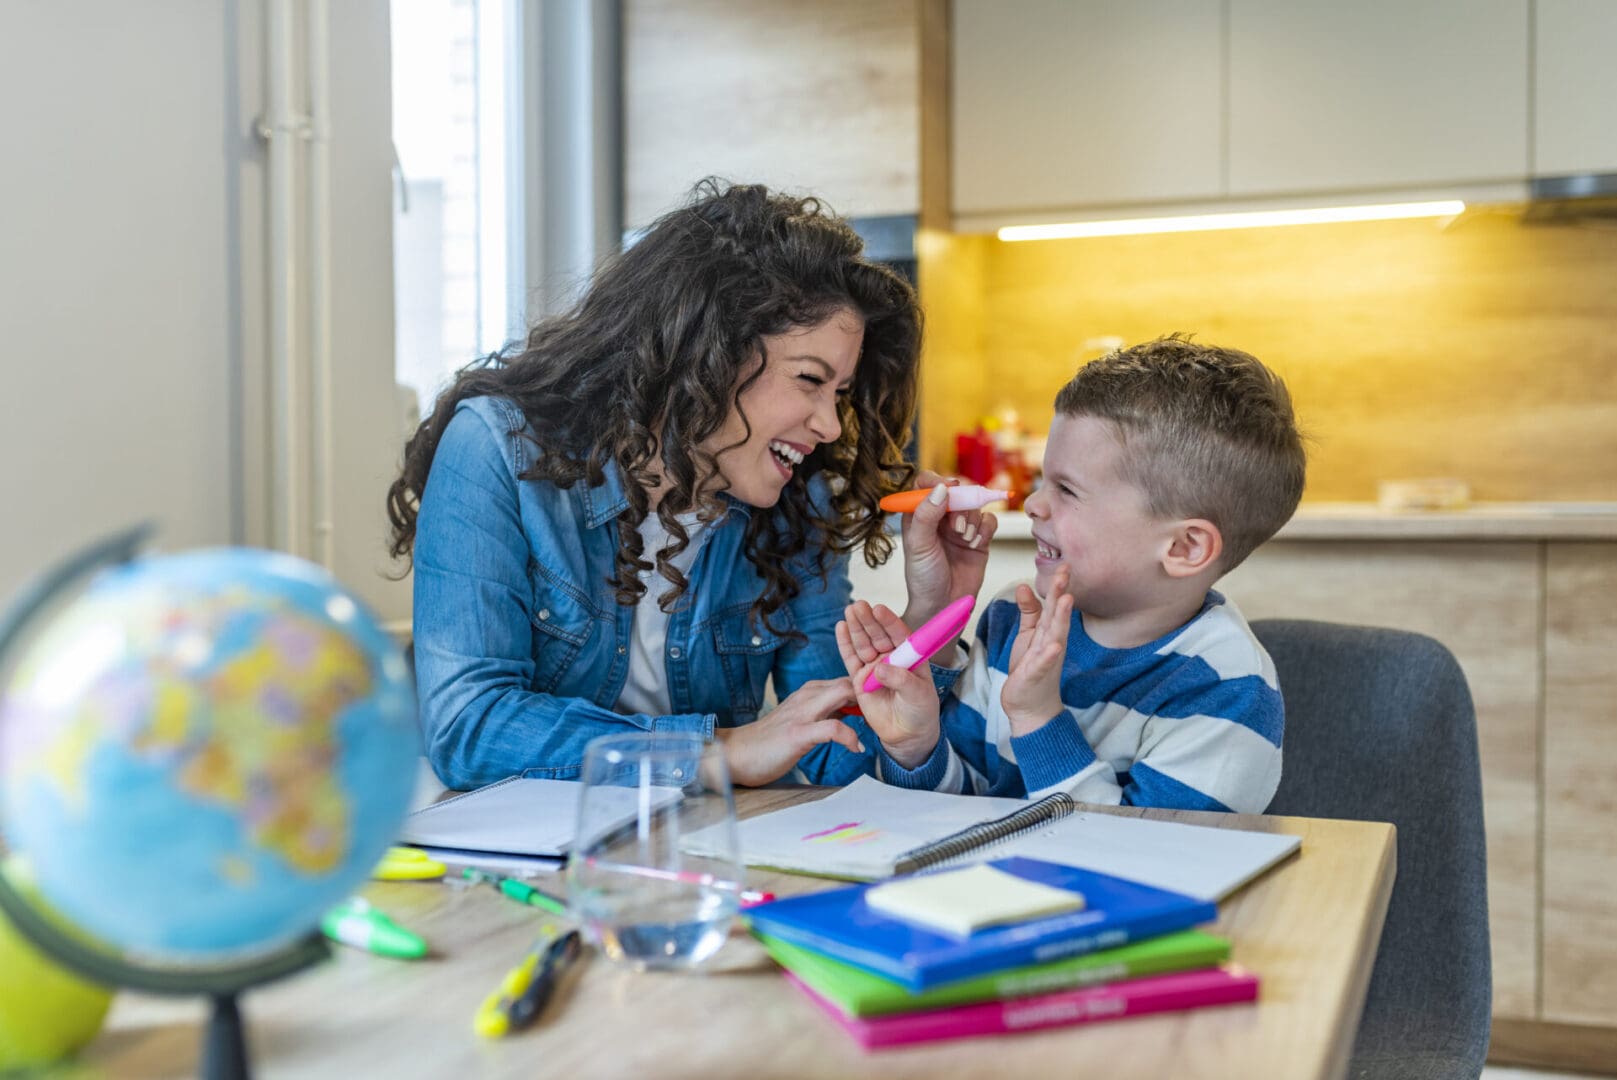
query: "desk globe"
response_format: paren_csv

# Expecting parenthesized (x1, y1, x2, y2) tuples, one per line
(0, 529, 419, 1079)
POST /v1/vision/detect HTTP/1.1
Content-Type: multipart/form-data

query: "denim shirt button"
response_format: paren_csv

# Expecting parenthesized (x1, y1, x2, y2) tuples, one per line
(617, 645, 626, 655)
(751, 635, 762, 646)
(538, 608, 551, 621)
(669, 647, 681, 659)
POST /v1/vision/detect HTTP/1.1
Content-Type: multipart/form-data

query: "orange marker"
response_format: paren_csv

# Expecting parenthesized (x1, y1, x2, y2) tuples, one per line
(879, 485, 1009, 514)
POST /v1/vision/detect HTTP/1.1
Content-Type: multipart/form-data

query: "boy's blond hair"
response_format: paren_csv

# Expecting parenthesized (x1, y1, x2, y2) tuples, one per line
(1053, 334, 1306, 571)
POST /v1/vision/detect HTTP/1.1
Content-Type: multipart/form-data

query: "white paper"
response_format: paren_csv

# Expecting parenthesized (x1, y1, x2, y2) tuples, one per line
(703, 775, 1300, 899)
(691, 777, 1029, 879)
(1003, 810, 1301, 901)
(399, 776, 679, 858)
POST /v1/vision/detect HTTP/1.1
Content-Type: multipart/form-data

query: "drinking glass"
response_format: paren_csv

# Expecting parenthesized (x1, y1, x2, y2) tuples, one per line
(566, 732, 742, 971)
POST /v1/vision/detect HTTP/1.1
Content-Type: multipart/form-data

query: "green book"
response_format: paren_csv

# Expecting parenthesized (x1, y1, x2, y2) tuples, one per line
(755, 928, 1231, 1018)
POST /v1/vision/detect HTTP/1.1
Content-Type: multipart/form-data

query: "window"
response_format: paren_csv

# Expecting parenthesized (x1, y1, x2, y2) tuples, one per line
(390, 0, 524, 424)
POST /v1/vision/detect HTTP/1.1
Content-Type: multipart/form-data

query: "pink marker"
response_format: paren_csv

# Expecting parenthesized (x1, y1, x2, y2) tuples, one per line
(861, 594, 976, 693)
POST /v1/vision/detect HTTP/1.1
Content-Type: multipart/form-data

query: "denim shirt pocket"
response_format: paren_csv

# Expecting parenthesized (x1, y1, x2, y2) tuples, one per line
(710, 605, 793, 715)
(528, 561, 595, 692)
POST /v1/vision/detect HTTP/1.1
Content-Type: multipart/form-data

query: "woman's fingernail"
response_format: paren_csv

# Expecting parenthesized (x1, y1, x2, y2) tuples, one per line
(964, 523, 977, 544)
(954, 516, 966, 534)
(856, 740, 866, 753)
(928, 484, 948, 505)
(971, 535, 983, 549)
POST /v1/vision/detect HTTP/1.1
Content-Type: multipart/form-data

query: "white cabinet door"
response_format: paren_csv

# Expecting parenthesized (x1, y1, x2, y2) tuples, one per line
(1534, 0, 1617, 177)
(952, 0, 1222, 220)
(1227, 0, 1528, 196)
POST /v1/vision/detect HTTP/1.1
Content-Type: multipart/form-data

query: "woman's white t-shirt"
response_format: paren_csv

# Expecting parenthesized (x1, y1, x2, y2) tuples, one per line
(614, 511, 706, 717)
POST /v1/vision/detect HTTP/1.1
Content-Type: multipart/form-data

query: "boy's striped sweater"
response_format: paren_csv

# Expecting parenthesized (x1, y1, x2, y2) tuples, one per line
(876, 586, 1283, 813)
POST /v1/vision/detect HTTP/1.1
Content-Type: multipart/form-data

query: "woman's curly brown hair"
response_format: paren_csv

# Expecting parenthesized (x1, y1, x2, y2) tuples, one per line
(386, 180, 920, 634)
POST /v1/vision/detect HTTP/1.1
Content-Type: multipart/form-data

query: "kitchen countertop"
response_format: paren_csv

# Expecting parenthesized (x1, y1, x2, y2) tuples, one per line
(985, 503, 1617, 542)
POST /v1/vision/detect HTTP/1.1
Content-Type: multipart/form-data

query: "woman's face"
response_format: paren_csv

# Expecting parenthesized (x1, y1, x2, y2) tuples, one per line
(703, 307, 864, 509)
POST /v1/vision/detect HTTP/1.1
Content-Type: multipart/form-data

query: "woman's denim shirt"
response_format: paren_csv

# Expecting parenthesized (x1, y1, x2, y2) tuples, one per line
(413, 396, 885, 791)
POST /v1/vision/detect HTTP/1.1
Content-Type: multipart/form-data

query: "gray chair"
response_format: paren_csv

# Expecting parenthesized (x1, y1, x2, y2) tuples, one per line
(1253, 619, 1491, 1080)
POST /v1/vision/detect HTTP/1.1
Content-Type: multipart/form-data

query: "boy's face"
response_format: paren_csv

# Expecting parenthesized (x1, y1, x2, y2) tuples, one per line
(1022, 414, 1178, 615)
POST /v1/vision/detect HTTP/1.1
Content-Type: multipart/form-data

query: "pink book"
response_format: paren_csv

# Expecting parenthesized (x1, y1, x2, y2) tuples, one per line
(784, 963, 1259, 1050)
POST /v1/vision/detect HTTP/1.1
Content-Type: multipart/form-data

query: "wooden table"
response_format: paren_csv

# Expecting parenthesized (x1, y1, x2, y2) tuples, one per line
(74, 789, 1395, 1080)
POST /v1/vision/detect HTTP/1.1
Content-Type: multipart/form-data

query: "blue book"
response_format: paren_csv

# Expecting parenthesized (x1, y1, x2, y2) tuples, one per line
(744, 857, 1217, 991)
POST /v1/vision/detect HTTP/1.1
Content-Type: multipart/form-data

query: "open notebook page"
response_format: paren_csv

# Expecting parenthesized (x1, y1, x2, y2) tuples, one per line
(704, 775, 1300, 899)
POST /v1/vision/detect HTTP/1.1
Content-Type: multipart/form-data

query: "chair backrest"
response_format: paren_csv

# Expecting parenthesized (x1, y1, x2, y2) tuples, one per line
(1252, 618, 1491, 1080)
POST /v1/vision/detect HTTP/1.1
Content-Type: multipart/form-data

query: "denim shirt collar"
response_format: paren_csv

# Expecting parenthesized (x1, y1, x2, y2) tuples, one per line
(577, 459, 754, 530)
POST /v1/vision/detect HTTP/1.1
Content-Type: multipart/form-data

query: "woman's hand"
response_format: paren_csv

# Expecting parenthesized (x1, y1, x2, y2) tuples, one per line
(714, 678, 864, 787)
(899, 473, 998, 630)
(1001, 567, 1074, 736)
(836, 603, 941, 769)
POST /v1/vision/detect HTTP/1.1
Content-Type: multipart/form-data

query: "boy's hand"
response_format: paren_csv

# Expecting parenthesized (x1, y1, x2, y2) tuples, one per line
(1001, 567, 1074, 736)
(715, 678, 864, 787)
(900, 474, 998, 630)
(838, 599, 908, 668)
(836, 604, 941, 770)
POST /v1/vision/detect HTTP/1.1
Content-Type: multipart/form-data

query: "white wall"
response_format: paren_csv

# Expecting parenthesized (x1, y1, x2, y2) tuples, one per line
(0, 0, 409, 624)
(0, 2, 237, 600)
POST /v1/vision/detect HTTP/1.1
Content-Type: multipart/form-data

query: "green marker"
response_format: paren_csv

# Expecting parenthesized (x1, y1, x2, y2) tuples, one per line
(321, 898, 428, 960)
(461, 867, 570, 918)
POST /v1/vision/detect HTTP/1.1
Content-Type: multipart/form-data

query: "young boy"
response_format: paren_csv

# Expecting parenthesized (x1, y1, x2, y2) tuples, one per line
(838, 335, 1306, 812)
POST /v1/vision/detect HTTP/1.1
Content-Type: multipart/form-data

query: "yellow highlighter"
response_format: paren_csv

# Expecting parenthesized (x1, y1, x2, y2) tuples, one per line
(372, 846, 448, 882)
(474, 927, 582, 1038)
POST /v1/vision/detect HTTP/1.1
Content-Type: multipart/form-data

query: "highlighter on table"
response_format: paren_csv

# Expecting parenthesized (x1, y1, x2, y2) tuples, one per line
(461, 867, 570, 918)
(474, 927, 583, 1038)
(372, 845, 447, 881)
(879, 485, 1008, 514)
(861, 594, 976, 693)
(320, 897, 428, 960)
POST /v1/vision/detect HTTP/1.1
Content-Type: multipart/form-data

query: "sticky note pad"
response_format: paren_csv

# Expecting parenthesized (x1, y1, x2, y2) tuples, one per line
(864, 863, 1086, 937)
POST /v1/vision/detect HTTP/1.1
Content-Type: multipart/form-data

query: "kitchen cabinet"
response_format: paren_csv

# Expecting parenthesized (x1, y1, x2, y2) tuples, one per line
(1533, 0, 1617, 177)
(951, 0, 1542, 225)
(1227, 0, 1528, 197)
(622, 0, 927, 228)
(1542, 543, 1617, 1026)
(951, 0, 1222, 220)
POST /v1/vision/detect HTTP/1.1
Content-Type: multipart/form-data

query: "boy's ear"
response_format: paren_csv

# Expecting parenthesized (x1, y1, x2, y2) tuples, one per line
(1161, 518, 1223, 578)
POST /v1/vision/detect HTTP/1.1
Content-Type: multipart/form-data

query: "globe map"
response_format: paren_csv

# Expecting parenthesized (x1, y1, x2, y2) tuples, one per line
(0, 548, 418, 962)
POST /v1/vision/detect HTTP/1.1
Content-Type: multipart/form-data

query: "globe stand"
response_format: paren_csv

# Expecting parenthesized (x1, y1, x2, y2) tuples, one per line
(0, 524, 331, 1079)
(204, 993, 247, 1080)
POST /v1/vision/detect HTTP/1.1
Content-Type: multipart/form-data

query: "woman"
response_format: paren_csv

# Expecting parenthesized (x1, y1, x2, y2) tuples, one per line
(387, 182, 993, 791)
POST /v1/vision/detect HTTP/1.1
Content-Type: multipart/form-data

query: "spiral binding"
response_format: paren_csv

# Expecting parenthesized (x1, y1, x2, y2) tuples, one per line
(890, 791, 1076, 876)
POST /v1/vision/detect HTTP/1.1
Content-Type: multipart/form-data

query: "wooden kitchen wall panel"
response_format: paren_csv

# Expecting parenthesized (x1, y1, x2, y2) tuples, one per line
(971, 209, 1617, 502)
(916, 229, 989, 473)
(623, 0, 921, 226)
(1219, 541, 1541, 1018)
(1542, 542, 1617, 1025)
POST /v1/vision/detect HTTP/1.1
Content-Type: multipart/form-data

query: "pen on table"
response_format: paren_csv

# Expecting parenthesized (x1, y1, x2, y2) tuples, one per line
(473, 927, 584, 1038)
(461, 867, 570, 917)
(580, 858, 774, 907)
(320, 897, 428, 960)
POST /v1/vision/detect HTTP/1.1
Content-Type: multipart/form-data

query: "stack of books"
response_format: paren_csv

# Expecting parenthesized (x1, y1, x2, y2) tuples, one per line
(744, 856, 1259, 1050)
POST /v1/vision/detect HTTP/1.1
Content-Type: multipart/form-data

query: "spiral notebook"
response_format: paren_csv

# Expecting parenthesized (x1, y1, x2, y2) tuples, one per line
(398, 775, 680, 861)
(692, 775, 1299, 900)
